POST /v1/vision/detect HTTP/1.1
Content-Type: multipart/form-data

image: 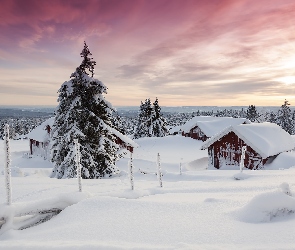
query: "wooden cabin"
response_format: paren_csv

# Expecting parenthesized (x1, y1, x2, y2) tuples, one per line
(27, 117, 55, 159)
(170, 116, 250, 141)
(201, 123, 295, 170)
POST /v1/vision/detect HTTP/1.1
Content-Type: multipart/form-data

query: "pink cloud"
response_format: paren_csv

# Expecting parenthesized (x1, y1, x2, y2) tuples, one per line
(2, 0, 295, 105)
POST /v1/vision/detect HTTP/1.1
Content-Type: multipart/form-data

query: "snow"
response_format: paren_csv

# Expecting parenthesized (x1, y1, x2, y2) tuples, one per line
(232, 172, 251, 180)
(234, 123, 294, 158)
(170, 116, 250, 135)
(26, 117, 54, 142)
(236, 186, 295, 223)
(1, 136, 295, 249)
(197, 118, 250, 137)
(201, 122, 295, 159)
(266, 151, 295, 169)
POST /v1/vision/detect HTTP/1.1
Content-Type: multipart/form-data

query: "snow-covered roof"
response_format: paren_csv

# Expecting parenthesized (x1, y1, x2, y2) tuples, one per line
(169, 125, 182, 134)
(110, 127, 139, 148)
(170, 116, 250, 136)
(26, 117, 55, 142)
(201, 122, 295, 158)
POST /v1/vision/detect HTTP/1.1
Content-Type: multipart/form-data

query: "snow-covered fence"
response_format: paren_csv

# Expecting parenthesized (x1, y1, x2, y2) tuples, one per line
(74, 139, 82, 192)
(4, 124, 12, 205)
(157, 153, 163, 188)
(129, 152, 134, 190)
(240, 146, 246, 173)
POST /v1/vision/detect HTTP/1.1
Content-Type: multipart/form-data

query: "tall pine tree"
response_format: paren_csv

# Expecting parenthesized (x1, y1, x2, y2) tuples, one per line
(246, 105, 259, 122)
(51, 42, 118, 179)
(151, 97, 168, 137)
(277, 99, 294, 134)
(134, 99, 153, 138)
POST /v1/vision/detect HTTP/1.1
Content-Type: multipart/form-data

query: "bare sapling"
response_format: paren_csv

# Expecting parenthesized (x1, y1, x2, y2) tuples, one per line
(157, 153, 163, 188)
(180, 158, 183, 175)
(4, 124, 12, 205)
(74, 139, 82, 192)
(129, 152, 134, 190)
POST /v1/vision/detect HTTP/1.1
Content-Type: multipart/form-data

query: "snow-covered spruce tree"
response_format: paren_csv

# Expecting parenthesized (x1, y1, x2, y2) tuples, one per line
(133, 101, 147, 139)
(151, 97, 168, 137)
(111, 113, 126, 135)
(134, 98, 168, 138)
(134, 99, 153, 138)
(277, 99, 294, 134)
(51, 42, 119, 179)
(246, 105, 259, 122)
(268, 111, 277, 124)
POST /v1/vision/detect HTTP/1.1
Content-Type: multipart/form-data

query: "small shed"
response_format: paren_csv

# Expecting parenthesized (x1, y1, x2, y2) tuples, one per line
(170, 116, 250, 141)
(201, 122, 295, 170)
(26, 117, 55, 158)
(110, 127, 139, 153)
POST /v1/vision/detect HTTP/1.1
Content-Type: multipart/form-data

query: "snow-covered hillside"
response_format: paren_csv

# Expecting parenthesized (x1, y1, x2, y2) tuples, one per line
(1, 136, 295, 249)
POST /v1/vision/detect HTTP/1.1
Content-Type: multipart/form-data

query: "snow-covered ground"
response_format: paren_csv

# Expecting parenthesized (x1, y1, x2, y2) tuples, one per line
(1, 136, 295, 249)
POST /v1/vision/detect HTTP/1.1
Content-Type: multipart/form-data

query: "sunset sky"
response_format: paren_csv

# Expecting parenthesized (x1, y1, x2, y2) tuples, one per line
(1, 0, 295, 107)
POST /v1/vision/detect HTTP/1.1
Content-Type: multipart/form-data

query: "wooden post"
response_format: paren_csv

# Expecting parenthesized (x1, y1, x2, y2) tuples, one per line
(129, 152, 134, 190)
(74, 139, 82, 192)
(180, 158, 183, 175)
(157, 153, 163, 188)
(4, 124, 12, 205)
(240, 146, 246, 173)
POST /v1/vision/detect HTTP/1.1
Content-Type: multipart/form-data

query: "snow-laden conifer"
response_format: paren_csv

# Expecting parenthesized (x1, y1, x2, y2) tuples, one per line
(151, 98, 168, 137)
(134, 99, 153, 138)
(51, 42, 119, 179)
(277, 100, 294, 134)
(134, 98, 168, 138)
(268, 111, 277, 124)
(246, 105, 259, 122)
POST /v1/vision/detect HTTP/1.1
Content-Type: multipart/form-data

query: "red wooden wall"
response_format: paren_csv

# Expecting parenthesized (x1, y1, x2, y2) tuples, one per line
(207, 131, 268, 170)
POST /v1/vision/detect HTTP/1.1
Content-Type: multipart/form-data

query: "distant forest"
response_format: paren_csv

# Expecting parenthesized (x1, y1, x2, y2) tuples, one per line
(1, 101, 294, 139)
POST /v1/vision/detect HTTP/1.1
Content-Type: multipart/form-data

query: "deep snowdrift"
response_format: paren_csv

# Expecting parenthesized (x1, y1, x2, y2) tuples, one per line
(1, 137, 295, 249)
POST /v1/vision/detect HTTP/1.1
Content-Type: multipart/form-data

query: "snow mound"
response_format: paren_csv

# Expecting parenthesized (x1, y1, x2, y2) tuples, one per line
(0, 192, 90, 234)
(1, 167, 24, 177)
(185, 157, 208, 171)
(236, 183, 295, 223)
(204, 198, 221, 203)
(31, 169, 52, 177)
(266, 151, 295, 170)
(279, 182, 292, 196)
(232, 172, 251, 180)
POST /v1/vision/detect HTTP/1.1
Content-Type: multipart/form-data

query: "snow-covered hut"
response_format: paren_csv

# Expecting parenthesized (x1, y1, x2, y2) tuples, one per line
(201, 122, 295, 170)
(170, 116, 250, 141)
(26, 117, 55, 158)
(110, 127, 138, 153)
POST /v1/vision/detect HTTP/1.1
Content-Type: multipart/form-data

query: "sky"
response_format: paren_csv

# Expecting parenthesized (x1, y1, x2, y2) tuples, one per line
(1, 0, 295, 107)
